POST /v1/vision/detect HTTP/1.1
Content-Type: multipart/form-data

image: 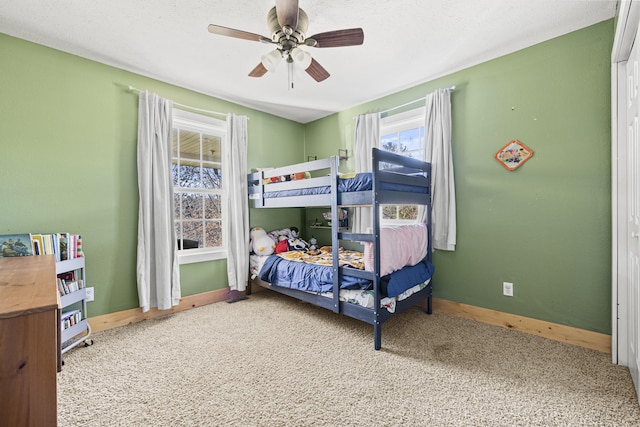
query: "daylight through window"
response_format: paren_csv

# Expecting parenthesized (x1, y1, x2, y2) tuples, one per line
(172, 109, 226, 262)
(379, 107, 425, 223)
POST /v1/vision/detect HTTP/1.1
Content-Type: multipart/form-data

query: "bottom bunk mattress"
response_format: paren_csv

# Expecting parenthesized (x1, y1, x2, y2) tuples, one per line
(249, 248, 434, 313)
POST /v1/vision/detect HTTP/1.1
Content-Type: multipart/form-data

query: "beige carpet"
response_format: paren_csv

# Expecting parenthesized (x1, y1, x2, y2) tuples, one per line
(58, 291, 640, 426)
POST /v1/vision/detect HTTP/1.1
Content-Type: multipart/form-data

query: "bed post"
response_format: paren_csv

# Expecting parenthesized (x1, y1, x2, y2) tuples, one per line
(372, 148, 382, 350)
(426, 161, 433, 315)
(330, 155, 340, 314)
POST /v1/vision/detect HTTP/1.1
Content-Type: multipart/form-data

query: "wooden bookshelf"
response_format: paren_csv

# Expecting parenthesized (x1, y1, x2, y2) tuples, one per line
(0, 255, 58, 426)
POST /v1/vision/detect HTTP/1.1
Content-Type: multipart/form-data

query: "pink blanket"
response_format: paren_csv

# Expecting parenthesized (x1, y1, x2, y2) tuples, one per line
(364, 223, 428, 276)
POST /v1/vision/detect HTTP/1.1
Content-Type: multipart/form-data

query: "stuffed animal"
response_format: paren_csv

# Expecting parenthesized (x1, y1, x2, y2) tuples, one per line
(275, 239, 290, 254)
(268, 227, 299, 244)
(308, 237, 318, 251)
(288, 238, 308, 251)
(263, 176, 279, 185)
(306, 237, 320, 255)
(250, 227, 275, 256)
(265, 226, 309, 251)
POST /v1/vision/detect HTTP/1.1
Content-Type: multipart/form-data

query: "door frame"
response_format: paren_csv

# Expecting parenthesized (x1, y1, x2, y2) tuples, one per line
(613, 0, 640, 365)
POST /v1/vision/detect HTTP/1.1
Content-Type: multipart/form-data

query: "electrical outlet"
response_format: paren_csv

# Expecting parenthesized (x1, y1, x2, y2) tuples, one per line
(503, 282, 513, 297)
(85, 287, 95, 302)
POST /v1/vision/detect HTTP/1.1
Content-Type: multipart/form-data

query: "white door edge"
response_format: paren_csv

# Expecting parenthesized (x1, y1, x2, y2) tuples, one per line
(612, 0, 640, 366)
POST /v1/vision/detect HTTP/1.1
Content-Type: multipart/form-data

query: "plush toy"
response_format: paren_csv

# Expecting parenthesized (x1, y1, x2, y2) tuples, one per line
(250, 227, 275, 256)
(263, 176, 279, 185)
(308, 237, 318, 251)
(306, 237, 320, 255)
(275, 239, 290, 254)
(264, 226, 310, 252)
(268, 227, 299, 244)
(288, 238, 308, 251)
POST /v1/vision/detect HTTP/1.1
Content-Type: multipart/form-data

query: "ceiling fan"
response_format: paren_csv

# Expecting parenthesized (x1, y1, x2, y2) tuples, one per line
(207, 0, 364, 82)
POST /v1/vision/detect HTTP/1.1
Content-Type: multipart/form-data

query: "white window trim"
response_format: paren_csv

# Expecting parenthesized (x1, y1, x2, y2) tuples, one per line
(178, 247, 227, 264)
(173, 109, 227, 264)
(380, 106, 425, 133)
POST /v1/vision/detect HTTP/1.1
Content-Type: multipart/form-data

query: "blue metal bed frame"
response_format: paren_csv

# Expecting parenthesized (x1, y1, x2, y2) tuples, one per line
(247, 148, 433, 350)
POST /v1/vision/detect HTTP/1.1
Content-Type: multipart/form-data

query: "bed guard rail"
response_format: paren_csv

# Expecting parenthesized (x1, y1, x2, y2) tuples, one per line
(248, 156, 340, 208)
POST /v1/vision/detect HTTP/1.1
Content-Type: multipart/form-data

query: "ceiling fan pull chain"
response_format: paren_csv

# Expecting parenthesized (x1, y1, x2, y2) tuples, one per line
(288, 61, 294, 90)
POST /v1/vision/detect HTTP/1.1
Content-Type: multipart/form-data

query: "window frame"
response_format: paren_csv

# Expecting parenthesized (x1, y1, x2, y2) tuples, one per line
(172, 109, 227, 265)
(379, 106, 426, 226)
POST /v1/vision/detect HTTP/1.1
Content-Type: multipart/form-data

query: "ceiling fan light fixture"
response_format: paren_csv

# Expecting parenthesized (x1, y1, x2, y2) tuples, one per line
(208, 2, 363, 83)
(261, 49, 282, 72)
(291, 47, 312, 69)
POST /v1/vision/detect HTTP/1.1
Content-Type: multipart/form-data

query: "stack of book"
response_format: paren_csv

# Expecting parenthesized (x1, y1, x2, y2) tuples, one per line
(30, 233, 84, 261)
(56, 271, 85, 297)
(60, 309, 82, 330)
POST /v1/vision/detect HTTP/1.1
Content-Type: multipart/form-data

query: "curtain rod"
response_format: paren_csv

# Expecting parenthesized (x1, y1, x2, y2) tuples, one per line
(379, 85, 456, 116)
(128, 85, 228, 118)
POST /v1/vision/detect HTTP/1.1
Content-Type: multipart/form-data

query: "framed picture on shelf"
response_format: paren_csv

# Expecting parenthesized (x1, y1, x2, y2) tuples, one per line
(0, 233, 33, 257)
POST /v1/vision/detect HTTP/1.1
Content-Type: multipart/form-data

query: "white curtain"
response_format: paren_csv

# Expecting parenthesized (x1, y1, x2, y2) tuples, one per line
(420, 88, 457, 251)
(352, 113, 380, 233)
(136, 91, 181, 312)
(224, 114, 249, 292)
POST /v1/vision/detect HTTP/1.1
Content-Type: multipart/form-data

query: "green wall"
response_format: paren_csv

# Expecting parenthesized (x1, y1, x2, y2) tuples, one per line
(304, 20, 614, 334)
(0, 19, 615, 334)
(0, 33, 304, 317)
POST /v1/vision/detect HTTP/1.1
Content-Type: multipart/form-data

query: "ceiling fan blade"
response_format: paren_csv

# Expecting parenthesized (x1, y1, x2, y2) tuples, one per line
(275, 0, 299, 30)
(305, 58, 330, 82)
(208, 24, 270, 43)
(307, 28, 364, 48)
(248, 63, 268, 78)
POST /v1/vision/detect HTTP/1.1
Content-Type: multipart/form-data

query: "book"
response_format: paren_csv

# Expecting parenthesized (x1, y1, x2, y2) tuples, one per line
(31, 239, 41, 256)
(0, 234, 34, 257)
(31, 234, 44, 255)
(56, 278, 65, 296)
(75, 235, 83, 258)
(58, 233, 69, 261)
(42, 234, 53, 255)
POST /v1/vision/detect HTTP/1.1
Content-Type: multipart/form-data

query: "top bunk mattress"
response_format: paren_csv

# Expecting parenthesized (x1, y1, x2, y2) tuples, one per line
(260, 172, 429, 199)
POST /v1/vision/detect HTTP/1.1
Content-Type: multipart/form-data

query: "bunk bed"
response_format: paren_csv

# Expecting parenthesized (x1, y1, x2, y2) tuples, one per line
(247, 148, 434, 350)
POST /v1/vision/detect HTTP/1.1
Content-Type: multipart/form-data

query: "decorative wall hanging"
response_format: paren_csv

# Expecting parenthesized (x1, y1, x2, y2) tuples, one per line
(495, 139, 533, 171)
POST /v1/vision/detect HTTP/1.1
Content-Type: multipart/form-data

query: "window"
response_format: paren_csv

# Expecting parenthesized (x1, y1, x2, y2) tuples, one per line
(172, 109, 226, 264)
(379, 107, 425, 224)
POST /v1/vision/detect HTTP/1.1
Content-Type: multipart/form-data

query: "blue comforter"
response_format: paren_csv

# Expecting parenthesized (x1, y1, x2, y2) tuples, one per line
(258, 255, 434, 297)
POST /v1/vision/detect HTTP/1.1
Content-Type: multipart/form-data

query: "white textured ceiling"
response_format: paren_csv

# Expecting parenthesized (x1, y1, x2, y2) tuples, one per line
(0, 0, 617, 123)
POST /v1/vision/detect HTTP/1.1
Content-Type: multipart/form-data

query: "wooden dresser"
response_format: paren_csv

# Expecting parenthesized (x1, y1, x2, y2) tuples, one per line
(0, 255, 58, 426)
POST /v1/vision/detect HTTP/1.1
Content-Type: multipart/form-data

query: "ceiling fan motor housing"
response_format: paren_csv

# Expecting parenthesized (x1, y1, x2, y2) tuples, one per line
(267, 7, 309, 46)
